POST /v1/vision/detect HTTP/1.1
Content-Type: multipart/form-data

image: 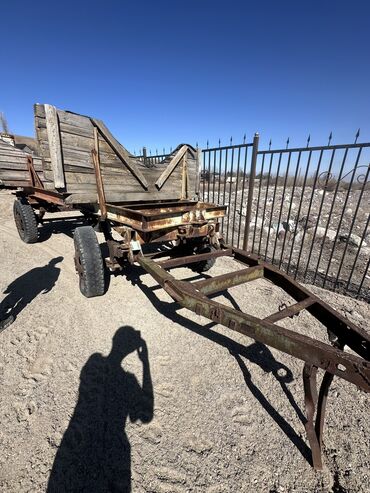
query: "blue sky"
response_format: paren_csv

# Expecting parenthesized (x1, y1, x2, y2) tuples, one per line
(1, 0, 369, 153)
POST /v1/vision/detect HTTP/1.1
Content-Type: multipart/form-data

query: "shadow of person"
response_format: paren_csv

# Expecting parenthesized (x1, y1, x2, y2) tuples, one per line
(0, 256, 63, 331)
(47, 326, 154, 493)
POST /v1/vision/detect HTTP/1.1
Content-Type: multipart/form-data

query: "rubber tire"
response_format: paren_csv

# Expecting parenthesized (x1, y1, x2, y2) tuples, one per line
(74, 226, 105, 298)
(13, 199, 38, 243)
(191, 245, 217, 273)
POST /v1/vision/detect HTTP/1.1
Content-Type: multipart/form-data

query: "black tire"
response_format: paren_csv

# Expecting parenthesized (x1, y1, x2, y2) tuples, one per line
(74, 226, 105, 298)
(13, 199, 38, 243)
(191, 245, 217, 273)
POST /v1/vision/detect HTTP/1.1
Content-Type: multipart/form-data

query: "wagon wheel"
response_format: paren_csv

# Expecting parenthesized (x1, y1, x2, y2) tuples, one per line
(74, 226, 105, 298)
(191, 244, 218, 273)
(13, 198, 38, 243)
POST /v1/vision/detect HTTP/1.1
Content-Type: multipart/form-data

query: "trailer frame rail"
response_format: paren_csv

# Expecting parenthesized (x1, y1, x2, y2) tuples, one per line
(137, 246, 370, 470)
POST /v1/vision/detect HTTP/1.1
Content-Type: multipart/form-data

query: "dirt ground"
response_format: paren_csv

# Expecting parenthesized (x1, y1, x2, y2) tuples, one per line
(0, 190, 369, 493)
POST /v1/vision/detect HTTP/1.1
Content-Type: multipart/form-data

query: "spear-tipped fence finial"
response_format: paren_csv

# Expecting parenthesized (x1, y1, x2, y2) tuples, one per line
(206, 140, 209, 149)
(218, 138, 221, 148)
(269, 139, 272, 151)
(355, 128, 360, 144)
(243, 133, 246, 144)
(306, 134, 311, 148)
(230, 136, 233, 146)
(328, 131, 333, 146)
(286, 137, 290, 149)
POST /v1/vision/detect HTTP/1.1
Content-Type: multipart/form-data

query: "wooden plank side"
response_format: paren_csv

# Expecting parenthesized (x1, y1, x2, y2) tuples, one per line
(43, 169, 143, 188)
(0, 170, 32, 181)
(43, 162, 136, 176)
(37, 125, 116, 156)
(0, 180, 31, 187)
(65, 190, 190, 204)
(36, 105, 94, 131)
(35, 104, 197, 202)
(0, 160, 43, 171)
(92, 118, 148, 190)
(0, 154, 41, 165)
(44, 104, 65, 188)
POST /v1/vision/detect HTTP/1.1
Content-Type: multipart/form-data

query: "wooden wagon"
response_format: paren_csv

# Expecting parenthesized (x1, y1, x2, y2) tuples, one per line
(0, 104, 369, 471)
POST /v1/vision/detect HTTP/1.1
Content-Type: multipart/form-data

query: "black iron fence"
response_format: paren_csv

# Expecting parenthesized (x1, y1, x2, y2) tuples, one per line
(137, 134, 370, 301)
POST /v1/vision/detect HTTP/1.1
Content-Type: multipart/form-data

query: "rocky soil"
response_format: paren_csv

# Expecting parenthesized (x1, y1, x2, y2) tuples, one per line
(0, 190, 369, 492)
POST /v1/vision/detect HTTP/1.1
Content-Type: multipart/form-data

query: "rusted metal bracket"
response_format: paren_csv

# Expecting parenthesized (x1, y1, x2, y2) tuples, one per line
(26, 156, 44, 189)
(136, 246, 370, 469)
(18, 186, 67, 207)
(91, 127, 107, 220)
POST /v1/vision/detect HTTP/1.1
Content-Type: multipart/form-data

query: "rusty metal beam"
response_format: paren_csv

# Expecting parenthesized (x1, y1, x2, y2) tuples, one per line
(92, 128, 107, 220)
(264, 297, 315, 323)
(233, 250, 370, 360)
(137, 254, 370, 393)
(194, 265, 263, 295)
(20, 187, 67, 206)
(158, 248, 233, 269)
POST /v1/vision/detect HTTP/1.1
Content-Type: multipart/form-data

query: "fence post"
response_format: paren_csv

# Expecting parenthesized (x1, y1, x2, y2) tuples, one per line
(143, 147, 147, 166)
(243, 132, 259, 251)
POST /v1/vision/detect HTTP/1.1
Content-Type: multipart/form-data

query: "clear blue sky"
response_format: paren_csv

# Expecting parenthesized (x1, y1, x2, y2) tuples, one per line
(1, 0, 369, 153)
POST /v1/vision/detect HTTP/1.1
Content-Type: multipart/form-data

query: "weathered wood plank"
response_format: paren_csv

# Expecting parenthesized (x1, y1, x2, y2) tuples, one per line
(65, 190, 190, 204)
(0, 170, 32, 180)
(37, 126, 117, 156)
(0, 161, 43, 172)
(0, 154, 41, 166)
(195, 148, 201, 196)
(0, 179, 30, 187)
(92, 119, 148, 190)
(35, 105, 93, 131)
(44, 104, 65, 188)
(155, 145, 187, 189)
(43, 169, 142, 187)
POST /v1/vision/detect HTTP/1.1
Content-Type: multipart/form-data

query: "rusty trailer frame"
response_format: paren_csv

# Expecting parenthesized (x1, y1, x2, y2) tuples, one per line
(136, 245, 370, 470)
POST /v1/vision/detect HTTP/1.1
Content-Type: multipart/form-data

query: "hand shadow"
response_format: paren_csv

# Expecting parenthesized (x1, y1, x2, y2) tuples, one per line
(123, 264, 311, 464)
(47, 326, 154, 493)
(0, 257, 63, 330)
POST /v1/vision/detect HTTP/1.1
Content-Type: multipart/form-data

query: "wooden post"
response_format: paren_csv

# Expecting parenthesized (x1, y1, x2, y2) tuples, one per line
(195, 147, 202, 200)
(44, 104, 65, 189)
(181, 151, 188, 200)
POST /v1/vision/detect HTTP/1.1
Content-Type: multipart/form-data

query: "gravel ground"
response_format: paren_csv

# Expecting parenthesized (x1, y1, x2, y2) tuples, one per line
(0, 190, 369, 493)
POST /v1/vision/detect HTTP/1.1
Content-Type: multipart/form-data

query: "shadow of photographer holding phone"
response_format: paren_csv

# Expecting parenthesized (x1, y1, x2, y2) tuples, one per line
(47, 326, 154, 493)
